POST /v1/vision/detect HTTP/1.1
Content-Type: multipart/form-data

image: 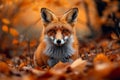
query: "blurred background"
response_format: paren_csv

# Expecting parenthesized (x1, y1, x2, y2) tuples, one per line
(0, 0, 120, 58)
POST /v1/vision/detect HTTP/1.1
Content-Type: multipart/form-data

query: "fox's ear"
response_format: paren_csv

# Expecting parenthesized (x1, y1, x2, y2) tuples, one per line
(41, 8, 57, 25)
(62, 8, 78, 25)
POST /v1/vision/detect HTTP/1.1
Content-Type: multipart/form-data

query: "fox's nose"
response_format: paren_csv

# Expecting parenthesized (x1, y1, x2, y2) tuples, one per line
(56, 39, 61, 44)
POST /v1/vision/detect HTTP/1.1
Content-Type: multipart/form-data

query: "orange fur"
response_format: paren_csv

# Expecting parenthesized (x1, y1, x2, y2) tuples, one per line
(34, 8, 79, 67)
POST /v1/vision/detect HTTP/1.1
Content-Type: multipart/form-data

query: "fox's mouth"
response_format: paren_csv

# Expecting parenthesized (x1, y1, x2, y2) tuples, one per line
(55, 43, 64, 46)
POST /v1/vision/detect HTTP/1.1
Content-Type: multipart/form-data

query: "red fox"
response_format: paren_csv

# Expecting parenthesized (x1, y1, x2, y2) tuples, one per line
(34, 8, 79, 67)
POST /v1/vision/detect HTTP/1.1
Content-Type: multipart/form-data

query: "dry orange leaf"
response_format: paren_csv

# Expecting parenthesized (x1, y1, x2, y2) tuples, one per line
(12, 39, 19, 45)
(20, 41, 27, 47)
(111, 32, 119, 40)
(100, 40, 109, 48)
(30, 40, 37, 47)
(93, 54, 114, 77)
(0, 61, 10, 75)
(93, 53, 110, 64)
(2, 25, 9, 33)
(51, 62, 70, 74)
(70, 58, 87, 73)
(2, 18, 10, 24)
(10, 28, 19, 37)
(2, 25, 19, 37)
(94, 63, 114, 78)
(18, 62, 27, 70)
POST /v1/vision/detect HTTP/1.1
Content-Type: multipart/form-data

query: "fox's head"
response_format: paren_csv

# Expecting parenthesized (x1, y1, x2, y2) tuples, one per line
(41, 8, 78, 46)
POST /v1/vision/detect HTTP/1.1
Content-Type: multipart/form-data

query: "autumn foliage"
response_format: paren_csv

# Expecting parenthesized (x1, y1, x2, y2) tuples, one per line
(0, 0, 120, 80)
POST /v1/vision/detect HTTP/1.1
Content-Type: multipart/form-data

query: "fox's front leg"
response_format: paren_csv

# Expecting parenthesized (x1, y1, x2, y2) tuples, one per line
(48, 57, 74, 67)
(47, 57, 59, 67)
(61, 57, 73, 63)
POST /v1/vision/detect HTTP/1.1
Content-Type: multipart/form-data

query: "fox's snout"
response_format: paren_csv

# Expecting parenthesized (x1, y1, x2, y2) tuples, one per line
(53, 30, 65, 46)
(56, 39, 61, 44)
(53, 39, 65, 46)
(50, 34, 67, 46)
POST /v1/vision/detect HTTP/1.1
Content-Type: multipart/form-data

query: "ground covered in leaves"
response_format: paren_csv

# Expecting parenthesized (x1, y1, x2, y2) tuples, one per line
(0, 39, 120, 80)
(0, 0, 120, 80)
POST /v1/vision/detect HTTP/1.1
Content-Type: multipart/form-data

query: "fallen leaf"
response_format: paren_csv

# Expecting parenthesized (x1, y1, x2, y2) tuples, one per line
(0, 61, 10, 75)
(2, 25, 9, 33)
(70, 58, 87, 73)
(111, 32, 119, 40)
(10, 28, 19, 37)
(51, 61, 70, 75)
(93, 53, 110, 64)
(2, 18, 10, 24)
(12, 39, 19, 45)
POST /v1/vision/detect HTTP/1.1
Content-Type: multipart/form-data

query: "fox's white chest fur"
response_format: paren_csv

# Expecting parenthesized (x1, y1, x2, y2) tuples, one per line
(44, 35, 75, 66)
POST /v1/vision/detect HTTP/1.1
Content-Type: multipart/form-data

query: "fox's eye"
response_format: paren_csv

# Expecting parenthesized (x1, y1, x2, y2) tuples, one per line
(47, 29, 56, 36)
(50, 29, 56, 33)
(63, 29, 68, 33)
(62, 29, 70, 35)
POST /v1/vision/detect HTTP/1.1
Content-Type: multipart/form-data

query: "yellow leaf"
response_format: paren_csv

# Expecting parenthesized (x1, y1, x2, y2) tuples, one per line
(2, 25, 8, 33)
(2, 18, 10, 24)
